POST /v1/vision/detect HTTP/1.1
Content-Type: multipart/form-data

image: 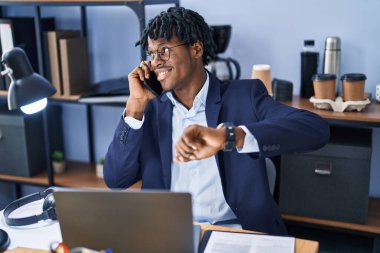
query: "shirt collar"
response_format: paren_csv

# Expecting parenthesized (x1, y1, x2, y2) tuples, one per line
(166, 71, 209, 109)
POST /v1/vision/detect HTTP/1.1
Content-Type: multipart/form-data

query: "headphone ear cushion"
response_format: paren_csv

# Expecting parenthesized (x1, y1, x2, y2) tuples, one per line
(42, 193, 57, 220)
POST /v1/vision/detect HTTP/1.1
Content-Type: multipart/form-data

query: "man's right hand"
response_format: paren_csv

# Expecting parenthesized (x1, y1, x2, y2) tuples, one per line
(125, 61, 157, 120)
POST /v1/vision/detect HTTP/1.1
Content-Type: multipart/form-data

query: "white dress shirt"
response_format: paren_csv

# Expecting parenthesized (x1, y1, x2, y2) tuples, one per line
(123, 73, 259, 226)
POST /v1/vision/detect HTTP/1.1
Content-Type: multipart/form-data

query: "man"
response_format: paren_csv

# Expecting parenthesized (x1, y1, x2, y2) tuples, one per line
(104, 7, 329, 235)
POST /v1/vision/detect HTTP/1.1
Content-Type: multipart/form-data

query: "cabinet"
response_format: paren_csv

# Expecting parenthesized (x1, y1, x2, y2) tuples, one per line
(0, 0, 178, 187)
(281, 96, 380, 253)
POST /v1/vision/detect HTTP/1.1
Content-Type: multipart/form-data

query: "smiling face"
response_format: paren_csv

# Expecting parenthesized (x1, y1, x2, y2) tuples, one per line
(148, 35, 205, 94)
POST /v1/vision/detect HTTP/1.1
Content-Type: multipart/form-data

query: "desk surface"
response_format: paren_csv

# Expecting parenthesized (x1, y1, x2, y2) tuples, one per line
(1, 202, 318, 253)
(283, 96, 380, 125)
(2, 224, 319, 253)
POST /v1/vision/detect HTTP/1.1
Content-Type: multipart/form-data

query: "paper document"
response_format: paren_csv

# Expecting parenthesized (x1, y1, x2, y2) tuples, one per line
(203, 231, 295, 253)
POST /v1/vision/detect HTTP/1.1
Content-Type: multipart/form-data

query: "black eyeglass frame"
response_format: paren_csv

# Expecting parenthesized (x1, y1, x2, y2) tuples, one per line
(146, 43, 188, 61)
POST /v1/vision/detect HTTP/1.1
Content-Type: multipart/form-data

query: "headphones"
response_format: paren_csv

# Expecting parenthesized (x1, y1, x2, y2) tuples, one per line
(3, 187, 57, 226)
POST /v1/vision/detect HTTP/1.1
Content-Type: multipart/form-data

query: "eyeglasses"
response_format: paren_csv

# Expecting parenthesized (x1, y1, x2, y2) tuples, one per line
(146, 43, 187, 62)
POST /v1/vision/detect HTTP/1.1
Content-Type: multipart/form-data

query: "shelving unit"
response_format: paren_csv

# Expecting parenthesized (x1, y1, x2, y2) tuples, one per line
(282, 199, 380, 253)
(283, 198, 380, 235)
(0, 0, 178, 187)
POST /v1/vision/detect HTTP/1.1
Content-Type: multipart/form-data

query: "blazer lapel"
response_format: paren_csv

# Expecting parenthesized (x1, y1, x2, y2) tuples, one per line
(206, 73, 222, 169)
(157, 96, 173, 189)
(206, 73, 222, 128)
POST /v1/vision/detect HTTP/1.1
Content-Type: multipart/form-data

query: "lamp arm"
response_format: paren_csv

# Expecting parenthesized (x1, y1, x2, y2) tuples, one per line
(0, 67, 12, 79)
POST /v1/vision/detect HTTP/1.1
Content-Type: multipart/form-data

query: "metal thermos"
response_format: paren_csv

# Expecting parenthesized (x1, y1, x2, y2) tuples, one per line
(323, 37, 341, 94)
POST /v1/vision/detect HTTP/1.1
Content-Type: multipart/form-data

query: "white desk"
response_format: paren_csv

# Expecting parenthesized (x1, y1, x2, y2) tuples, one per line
(0, 200, 61, 251)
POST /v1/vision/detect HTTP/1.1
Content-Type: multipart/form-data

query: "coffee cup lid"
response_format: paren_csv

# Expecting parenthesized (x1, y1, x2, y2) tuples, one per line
(253, 64, 270, 70)
(312, 73, 336, 81)
(340, 73, 367, 81)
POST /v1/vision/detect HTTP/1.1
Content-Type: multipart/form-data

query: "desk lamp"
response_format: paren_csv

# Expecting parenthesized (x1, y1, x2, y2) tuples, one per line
(3, 47, 56, 113)
(0, 47, 56, 251)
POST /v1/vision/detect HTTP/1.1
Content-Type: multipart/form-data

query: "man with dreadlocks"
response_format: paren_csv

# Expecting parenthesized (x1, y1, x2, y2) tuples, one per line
(104, 7, 329, 235)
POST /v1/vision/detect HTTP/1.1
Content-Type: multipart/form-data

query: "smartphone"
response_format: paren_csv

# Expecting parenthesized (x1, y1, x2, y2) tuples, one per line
(143, 71, 163, 96)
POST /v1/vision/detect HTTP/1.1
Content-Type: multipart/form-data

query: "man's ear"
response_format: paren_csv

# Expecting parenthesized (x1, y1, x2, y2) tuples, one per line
(191, 41, 204, 59)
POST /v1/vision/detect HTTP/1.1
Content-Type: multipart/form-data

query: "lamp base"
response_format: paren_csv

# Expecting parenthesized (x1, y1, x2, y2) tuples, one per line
(0, 228, 10, 251)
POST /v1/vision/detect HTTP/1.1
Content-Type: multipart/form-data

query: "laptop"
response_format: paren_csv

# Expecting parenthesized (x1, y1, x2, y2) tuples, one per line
(54, 189, 196, 253)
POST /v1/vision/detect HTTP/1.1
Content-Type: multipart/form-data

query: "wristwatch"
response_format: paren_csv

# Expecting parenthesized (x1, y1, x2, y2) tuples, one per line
(217, 122, 236, 151)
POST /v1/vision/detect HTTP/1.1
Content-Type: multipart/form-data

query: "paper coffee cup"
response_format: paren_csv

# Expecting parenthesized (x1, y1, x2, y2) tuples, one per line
(252, 64, 272, 95)
(341, 73, 366, 101)
(312, 74, 336, 100)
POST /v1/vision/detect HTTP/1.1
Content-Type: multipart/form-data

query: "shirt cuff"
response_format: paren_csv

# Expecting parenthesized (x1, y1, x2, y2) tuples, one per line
(122, 109, 144, 129)
(236, 125, 260, 153)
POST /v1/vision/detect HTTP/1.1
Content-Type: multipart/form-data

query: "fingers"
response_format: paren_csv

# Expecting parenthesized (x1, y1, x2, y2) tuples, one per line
(174, 137, 197, 162)
(128, 61, 151, 81)
(140, 60, 152, 79)
(174, 124, 224, 163)
(136, 61, 151, 81)
(174, 125, 203, 163)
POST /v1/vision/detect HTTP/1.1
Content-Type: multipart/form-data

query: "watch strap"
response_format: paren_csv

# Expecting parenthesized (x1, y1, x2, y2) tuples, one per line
(221, 122, 235, 151)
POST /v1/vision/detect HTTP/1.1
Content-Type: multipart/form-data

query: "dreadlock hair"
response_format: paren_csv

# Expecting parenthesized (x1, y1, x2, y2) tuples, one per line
(136, 7, 216, 65)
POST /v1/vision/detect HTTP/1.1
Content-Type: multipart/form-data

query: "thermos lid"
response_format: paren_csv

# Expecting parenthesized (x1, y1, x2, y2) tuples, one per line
(312, 73, 337, 81)
(325, 37, 341, 50)
(304, 40, 315, 46)
(340, 73, 367, 81)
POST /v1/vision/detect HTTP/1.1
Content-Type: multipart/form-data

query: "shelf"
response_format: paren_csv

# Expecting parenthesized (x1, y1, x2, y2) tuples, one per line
(0, 0, 141, 6)
(0, 0, 179, 7)
(0, 0, 140, 2)
(1, 90, 80, 102)
(0, 161, 143, 189)
(0, 90, 8, 97)
(0, 161, 104, 188)
(282, 198, 380, 235)
(50, 93, 80, 102)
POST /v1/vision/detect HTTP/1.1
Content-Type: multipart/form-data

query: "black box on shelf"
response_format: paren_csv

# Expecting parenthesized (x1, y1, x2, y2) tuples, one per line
(279, 127, 372, 224)
(0, 109, 46, 177)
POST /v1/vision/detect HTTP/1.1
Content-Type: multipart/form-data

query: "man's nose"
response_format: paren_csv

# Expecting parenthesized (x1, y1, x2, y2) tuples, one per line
(151, 54, 165, 68)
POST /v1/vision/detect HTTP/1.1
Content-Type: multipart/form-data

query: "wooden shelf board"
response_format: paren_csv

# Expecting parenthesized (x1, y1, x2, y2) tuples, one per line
(50, 94, 80, 102)
(0, 161, 144, 189)
(0, 172, 49, 186)
(0, 90, 80, 102)
(53, 161, 107, 188)
(282, 198, 380, 235)
(283, 96, 380, 123)
(0, 161, 106, 189)
(0, 0, 141, 3)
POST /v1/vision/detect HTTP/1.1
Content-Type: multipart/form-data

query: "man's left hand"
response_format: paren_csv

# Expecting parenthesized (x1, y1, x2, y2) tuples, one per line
(174, 124, 226, 162)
